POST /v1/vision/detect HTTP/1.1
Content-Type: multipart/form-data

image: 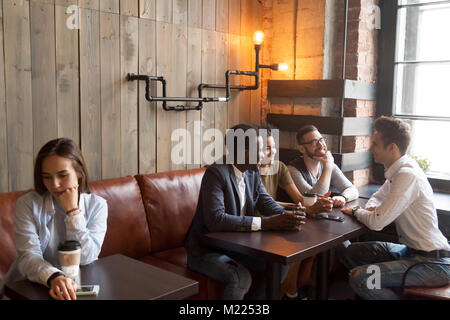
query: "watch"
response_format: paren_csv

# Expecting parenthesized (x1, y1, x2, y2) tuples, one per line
(66, 207, 79, 215)
(351, 205, 361, 216)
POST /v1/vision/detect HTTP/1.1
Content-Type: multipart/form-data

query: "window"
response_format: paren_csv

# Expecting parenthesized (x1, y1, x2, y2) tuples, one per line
(377, 0, 450, 187)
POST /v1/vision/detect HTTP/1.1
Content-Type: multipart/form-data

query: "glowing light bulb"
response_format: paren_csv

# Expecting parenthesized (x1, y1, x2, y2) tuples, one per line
(253, 31, 264, 45)
(278, 63, 289, 71)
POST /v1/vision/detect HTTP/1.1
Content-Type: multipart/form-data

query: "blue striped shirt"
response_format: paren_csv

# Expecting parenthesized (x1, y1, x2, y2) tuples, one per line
(0, 191, 107, 294)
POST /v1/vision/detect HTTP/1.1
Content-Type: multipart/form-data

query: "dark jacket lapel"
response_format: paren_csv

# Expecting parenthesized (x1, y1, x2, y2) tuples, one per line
(228, 164, 241, 213)
(243, 170, 254, 216)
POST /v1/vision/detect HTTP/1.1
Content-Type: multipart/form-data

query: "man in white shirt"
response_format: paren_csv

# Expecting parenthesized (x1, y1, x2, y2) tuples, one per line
(339, 116, 450, 300)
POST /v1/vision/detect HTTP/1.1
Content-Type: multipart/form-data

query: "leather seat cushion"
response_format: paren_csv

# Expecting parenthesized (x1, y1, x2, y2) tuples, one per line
(153, 247, 188, 268)
(405, 284, 450, 300)
(135, 168, 205, 253)
(91, 177, 151, 259)
(0, 190, 29, 284)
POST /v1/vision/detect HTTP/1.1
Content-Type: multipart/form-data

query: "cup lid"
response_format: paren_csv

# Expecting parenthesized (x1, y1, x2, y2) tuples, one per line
(304, 193, 317, 197)
(58, 240, 81, 251)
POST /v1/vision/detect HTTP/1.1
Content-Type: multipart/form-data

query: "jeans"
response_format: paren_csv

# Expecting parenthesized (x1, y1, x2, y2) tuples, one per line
(187, 251, 288, 300)
(337, 241, 450, 300)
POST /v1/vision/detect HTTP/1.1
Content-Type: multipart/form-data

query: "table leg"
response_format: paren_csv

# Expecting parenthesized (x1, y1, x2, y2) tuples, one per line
(317, 251, 328, 300)
(266, 262, 281, 300)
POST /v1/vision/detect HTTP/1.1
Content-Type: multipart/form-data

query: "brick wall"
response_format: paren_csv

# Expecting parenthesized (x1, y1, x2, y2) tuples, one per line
(260, 0, 379, 186)
(343, 0, 379, 186)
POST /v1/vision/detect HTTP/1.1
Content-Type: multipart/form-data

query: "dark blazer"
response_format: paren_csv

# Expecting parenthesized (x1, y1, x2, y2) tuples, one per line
(185, 163, 285, 256)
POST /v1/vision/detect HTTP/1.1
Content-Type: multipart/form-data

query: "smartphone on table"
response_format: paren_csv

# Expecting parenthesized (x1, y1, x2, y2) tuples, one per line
(76, 285, 100, 296)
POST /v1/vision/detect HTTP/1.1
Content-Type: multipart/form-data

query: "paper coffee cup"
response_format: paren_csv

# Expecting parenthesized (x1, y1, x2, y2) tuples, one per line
(303, 193, 317, 207)
(58, 240, 81, 279)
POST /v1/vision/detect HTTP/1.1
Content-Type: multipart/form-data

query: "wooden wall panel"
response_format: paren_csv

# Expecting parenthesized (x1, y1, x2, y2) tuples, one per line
(201, 29, 216, 166)
(228, 0, 241, 35)
(228, 0, 242, 128)
(239, 35, 251, 124)
(55, 0, 80, 145)
(216, 0, 228, 33)
(30, 0, 58, 155)
(186, 26, 202, 169)
(55, 0, 77, 5)
(139, 0, 155, 19)
(138, 18, 156, 174)
(156, 21, 172, 172)
(240, 0, 251, 36)
(215, 31, 229, 161)
(101, 0, 119, 14)
(80, 8, 102, 181)
(174, 0, 188, 25)
(121, 16, 139, 177)
(79, 0, 98, 10)
(249, 0, 262, 35)
(0, 0, 8, 192)
(156, 0, 172, 23)
(228, 33, 241, 128)
(202, 0, 215, 31)
(120, 0, 138, 17)
(171, 23, 188, 170)
(3, 0, 34, 191)
(250, 0, 262, 125)
(187, 0, 202, 28)
(100, 12, 121, 179)
(0, 0, 265, 192)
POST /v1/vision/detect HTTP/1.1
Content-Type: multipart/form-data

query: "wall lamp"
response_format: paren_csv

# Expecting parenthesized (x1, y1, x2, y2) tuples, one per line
(128, 31, 288, 111)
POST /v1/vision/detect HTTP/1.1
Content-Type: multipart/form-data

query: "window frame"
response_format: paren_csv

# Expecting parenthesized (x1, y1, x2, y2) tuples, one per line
(375, 0, 450, 193)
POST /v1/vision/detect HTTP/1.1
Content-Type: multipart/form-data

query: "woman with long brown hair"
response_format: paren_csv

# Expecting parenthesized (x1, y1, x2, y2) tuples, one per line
(0, 138, 108, 300)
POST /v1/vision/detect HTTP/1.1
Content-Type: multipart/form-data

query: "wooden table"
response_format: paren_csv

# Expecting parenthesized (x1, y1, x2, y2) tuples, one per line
(204, 199, 369, 300)
(5, 254, 198, 300)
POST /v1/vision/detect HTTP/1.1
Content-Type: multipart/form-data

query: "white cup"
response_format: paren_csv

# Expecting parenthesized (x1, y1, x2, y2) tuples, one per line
(303, 193, 317, 207)
(58, 241, 81, 280)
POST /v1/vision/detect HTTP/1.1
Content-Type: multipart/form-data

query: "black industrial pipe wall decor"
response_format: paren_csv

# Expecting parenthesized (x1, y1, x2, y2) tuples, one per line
(128, 31, 288, 111)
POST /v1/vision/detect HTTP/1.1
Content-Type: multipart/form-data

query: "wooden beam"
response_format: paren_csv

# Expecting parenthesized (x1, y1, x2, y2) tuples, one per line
(268, 79, 376, 100)
(267, 114, 374, 136)
(278, 149, 373, 173)
(269, 80, 342, 98)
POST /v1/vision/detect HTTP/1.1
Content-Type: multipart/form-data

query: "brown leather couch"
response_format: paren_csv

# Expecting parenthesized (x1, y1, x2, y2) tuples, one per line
(0, 168, 224, 299)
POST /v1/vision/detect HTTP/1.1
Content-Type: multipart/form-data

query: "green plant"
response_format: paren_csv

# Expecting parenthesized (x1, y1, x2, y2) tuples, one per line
(410, 154, 432, 172)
